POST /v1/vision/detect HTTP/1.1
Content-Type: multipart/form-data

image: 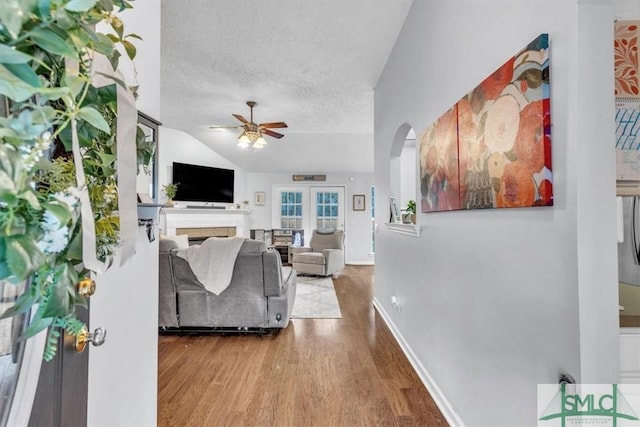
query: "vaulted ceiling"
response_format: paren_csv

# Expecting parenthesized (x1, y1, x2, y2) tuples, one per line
(160, 0, 413, 173)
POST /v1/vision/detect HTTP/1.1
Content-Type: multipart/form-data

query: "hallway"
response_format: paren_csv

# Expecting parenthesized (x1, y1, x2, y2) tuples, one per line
(157, 265, 447, 426)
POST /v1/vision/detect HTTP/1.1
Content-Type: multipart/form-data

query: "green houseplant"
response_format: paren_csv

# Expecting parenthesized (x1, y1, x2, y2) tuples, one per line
(405, 199, 416, 215)
(403, 200, 416, 224)
(0, 0, 144, 360)
(162, 182, 178, 206)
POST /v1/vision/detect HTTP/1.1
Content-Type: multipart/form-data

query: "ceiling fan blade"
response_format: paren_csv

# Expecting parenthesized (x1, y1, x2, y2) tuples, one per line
(208, 125, 244, 130)
(262, 129, 284, 139)
(233, 114, 249, 124)
(259, 121, 288, 129)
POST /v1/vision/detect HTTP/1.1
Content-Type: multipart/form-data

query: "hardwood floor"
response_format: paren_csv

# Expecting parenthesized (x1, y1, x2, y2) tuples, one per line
(621, 315, 640, 327)
(157, 265, 448, 426)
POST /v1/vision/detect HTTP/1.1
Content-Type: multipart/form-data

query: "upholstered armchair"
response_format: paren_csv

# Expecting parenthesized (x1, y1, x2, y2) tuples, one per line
(291, 229, 345, 276)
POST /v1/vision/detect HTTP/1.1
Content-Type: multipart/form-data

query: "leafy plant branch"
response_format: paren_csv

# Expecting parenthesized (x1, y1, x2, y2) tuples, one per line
(0, 0, 144, 360)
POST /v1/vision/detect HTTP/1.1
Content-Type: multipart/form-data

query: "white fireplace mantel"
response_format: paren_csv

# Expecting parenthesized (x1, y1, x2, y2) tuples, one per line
(161, 208, 250, 237)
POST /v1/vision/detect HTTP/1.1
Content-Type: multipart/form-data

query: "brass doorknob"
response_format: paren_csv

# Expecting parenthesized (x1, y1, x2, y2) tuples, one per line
(75, 326, 107, 353)
(76, 278, 96, 297)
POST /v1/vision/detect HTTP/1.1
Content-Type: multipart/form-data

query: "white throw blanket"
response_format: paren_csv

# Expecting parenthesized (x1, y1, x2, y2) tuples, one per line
(176, 237, 246, 295)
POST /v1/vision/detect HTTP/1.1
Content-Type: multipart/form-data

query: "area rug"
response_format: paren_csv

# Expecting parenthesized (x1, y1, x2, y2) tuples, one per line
(291, 276, 342, 319)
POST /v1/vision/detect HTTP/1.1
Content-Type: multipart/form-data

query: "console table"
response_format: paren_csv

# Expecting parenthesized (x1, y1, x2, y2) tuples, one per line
(161, 208, 250, 240)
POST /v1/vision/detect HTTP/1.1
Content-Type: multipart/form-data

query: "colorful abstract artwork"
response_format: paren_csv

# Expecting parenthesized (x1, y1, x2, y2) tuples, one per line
(615, 22, 640, 98)
(419, 34, 552, 212)
(614, 21, 640, 180)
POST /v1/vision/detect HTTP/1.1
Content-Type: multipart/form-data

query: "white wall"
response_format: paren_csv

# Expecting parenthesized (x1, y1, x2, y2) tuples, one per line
(247, 172, 374, 264)
(399, 142, 417, 210)
(88, 2, 161, 426)
(112, 0, 161, 120)
(158, 127, 247, 207)
(575, 0, 619, 385)
(617, 0, 640, 17)
(374, 0, 618, 425)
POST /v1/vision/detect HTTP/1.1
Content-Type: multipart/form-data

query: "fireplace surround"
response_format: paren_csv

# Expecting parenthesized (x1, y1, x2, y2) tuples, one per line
(161, 208, 249, 241)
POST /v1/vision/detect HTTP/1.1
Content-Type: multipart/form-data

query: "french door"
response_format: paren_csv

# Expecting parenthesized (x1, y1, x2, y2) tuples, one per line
(310, 187, 344, 230)
(272, 186, 345, 245)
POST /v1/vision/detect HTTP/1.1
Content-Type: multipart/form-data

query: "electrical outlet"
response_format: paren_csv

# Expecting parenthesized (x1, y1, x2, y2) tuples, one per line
(391, 296, 400, 312)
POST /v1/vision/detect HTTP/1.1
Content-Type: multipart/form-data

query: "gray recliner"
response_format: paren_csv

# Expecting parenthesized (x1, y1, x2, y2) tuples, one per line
(159, 237, 296, 330)
(291, 229, 345, 276)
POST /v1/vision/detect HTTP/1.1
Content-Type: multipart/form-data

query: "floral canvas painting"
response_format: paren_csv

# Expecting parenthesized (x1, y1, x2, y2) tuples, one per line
(614, 21, 640, 180)
(615, 21, 640, 98)
(420, 34, 552, 212)
(420, 105, 460, 211)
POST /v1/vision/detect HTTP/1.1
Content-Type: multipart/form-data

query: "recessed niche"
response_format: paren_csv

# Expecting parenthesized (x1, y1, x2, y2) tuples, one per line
(389, 124, 418, 232)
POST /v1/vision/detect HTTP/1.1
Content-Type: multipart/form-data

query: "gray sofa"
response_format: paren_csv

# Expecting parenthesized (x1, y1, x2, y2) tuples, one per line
(159, 237, 297, 331)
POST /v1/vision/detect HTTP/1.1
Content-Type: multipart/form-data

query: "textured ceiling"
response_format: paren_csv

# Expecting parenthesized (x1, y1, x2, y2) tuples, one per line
(160, 0, 412, 173)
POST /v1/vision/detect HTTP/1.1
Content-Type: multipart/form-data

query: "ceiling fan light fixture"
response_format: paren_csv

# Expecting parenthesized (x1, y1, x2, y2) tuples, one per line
(213, 101, 285, 149)
(238, 131, 251, 148)
(247, 130, 260, 142)
(238, 127, 267, 149)
(254, 136, 267, 149)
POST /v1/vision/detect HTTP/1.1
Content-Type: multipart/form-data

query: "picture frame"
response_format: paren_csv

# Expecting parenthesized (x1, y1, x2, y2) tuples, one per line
(137, 193, 153, 204)
(255, 191, 266, 206)
(353, 194, 365, 211)
(389, 196, 401, 223)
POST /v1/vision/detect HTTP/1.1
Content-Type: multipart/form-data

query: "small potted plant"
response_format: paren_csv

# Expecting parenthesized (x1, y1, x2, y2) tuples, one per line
(162, 183, 179, 207)
(403, 200, 416, 224)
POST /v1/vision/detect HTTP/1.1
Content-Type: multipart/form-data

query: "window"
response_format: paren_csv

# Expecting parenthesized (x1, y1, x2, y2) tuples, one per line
(280, 191, 302, 229)
(315, 191, 339, 229)
(273, 186, 344, 240)
(371, 185, 376, 253)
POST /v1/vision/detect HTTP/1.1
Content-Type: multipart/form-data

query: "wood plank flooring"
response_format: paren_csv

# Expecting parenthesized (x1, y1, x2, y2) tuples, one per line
(157, 265, 448, 426)
(621, 315, 640, 327)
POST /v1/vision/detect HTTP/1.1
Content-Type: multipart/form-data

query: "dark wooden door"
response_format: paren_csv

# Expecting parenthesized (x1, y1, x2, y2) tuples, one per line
(28, 304, 89, 427)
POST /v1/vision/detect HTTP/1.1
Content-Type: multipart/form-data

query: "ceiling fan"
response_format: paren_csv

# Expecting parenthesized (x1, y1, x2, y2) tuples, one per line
(209, 101, 288, 149)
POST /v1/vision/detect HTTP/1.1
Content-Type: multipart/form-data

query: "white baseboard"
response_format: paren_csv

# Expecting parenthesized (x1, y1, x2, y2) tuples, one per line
(620, 372, 640, 383)
(620, 328, 640, 384)
(346, 261, 375, 266)
(372, 297, 464, 427)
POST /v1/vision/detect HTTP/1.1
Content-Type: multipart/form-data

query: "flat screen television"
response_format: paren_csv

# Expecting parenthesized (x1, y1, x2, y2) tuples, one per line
(172, 162, 234, 203)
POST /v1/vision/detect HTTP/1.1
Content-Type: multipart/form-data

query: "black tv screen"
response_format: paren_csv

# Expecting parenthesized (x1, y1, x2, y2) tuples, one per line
(172, 162, 234, 203)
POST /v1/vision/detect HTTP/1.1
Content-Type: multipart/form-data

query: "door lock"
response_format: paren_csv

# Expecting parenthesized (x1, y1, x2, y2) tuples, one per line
(75, 326, 107, 353)
(76, 277, 96, 298)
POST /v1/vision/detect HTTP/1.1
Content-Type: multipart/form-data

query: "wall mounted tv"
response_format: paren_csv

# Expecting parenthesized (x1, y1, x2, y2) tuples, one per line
(172, 162, 234, 203)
